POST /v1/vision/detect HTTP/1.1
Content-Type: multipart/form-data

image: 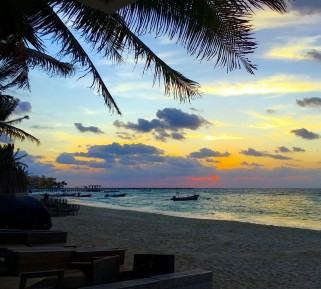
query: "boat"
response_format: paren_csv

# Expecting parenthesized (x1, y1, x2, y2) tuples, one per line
(105, 193, 127, 198)
(62, 193, 77, 197)
(75, 193, 92, 197)
(171, 193, 199, 201)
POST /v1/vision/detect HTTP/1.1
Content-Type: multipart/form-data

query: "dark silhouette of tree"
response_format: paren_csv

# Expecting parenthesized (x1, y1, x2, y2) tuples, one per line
(0, 143, 28, 194)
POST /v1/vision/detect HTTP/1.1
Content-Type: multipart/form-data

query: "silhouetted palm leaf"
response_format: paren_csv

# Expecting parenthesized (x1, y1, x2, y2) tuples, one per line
(0, 95, 40, 144)
(0, 0, 288, 115)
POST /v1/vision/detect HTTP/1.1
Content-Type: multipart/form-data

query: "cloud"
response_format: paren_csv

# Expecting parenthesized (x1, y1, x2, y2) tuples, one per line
(290, 1, 321, 15)
(56, 152, 109, 168)
(74, 123, 104, 134)
(275, 146, 291, 153)
(296, 97, 321, 107)
(306, 50, 321, 62)
(264, 36, 321, 61)
(293, 147, 306, 152)
(240, 148, 292, 160)
(116, 131, 137, 140)
(22, 143, 321, 188)
(30, 125, 53, 129)
(14, 101, 32, 115)
(275, 146, 306, 153)
(241, 161, 263, 167)
(19, 151, 56, 176)
(266, 109, 275, 114)
(0, 135, 13, 143)
(54, 142, 217, 184)
(67, 143, 164, 165)
(189, 148, 230, 158)
(291, 128, 320, 140)
(203, 74, 321, 96)
(114, 108, 210, 142)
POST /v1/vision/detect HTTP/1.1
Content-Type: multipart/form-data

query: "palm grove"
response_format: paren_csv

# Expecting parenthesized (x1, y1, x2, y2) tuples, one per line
(0, 0, 289, 194)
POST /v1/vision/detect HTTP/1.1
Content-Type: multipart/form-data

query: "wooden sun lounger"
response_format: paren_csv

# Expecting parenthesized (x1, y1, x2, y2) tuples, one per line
(0, 247, 126, 276)
(78, 269, 212, 289)
(0, 229, 67, 245)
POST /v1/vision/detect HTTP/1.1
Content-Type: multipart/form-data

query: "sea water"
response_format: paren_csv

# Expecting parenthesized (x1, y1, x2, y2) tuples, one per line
(40, 188, 321, 231)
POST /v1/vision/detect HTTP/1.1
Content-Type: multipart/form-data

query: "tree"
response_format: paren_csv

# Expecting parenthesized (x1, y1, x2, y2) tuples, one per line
(0, 94, 40, 144)
(0, 143, 28, 194)
(0, 0, 288, 115)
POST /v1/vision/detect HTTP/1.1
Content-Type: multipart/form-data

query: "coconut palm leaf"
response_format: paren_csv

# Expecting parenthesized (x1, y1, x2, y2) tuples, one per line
(117, 0, 287, 74)
(55, 1, 201, 101)
(0, 94, 40, 144)
(0, 121, 40, 144)
(26, 2, 122, 114)
(0, 39, 74, 91)
(0, 0, 289, 115)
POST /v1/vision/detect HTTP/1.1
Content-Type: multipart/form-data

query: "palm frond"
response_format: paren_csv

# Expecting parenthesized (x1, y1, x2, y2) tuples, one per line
(52, 0, 201, 101)
(27, 48, 75, 76)
(0, 121, 40, 144)
(0, 39, 74, 91)
(37, 1, 122, 114)
(117, 0, 287, 74)
(0, 95, 20, 121)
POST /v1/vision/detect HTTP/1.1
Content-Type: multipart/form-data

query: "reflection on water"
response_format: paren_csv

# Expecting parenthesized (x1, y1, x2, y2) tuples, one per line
(36, 188, 321, 231)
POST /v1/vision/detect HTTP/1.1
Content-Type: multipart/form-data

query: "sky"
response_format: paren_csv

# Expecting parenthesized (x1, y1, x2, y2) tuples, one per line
(3, 1, 321, 188)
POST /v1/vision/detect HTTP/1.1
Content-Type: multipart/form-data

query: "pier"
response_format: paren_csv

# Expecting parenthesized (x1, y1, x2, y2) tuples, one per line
(30, 187, 195, 193)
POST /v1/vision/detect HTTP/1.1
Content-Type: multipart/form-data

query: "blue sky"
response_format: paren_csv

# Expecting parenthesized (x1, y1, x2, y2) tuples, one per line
(4, 1, 321, 188)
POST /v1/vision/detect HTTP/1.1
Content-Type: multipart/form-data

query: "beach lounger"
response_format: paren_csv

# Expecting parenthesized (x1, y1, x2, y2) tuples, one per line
(0, 229, 67, 245)
(0, 247, 74, 275)
(132, 254, 175, 278)
(72, 248, 125, 264)
(19, 269, 64, 289)
(78, 269, 212, 289)
(71, 256, 121, 285)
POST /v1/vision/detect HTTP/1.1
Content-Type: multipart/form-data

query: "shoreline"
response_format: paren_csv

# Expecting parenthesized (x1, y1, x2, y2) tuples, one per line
(52, 205, 321, 289)
(68, 201, 321, 232)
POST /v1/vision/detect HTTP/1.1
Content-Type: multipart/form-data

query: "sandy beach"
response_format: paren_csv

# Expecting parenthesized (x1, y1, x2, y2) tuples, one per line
(51, 205, 321, 289)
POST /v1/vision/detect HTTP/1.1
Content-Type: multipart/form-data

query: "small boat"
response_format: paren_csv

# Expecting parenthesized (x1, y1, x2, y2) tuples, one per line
(75, 193, 92, 197)
(171, 193, 199, 201)
(62, 193, 77, 197)
(105, 193, 127, 198)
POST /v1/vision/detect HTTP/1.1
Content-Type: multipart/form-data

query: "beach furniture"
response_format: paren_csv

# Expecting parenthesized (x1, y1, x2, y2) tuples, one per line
(72, 248, 125, 264)
(45, 198, 80, 217)
(1, 275, 48, 289)
(132, 254, 175, 278)
(71, 256, 121, 285)
(0, 229, 68, 246)
(0, 247, 126, 276)
(78, 269, 212, 289)
(19, 269, 64, 289)
(0, 247, 74, 275)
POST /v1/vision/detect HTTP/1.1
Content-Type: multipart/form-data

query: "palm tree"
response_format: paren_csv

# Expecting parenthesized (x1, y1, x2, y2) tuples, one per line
(0, 143, 28, 194)
(0, 94, 40, 144)
(0, 0, 288, 115)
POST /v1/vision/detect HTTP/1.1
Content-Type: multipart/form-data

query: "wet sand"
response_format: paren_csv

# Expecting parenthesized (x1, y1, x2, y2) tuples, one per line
(52, 205, 321, 289)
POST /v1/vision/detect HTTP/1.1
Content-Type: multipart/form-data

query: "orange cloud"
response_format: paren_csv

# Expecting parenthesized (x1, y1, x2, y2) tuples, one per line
(187, 176, 220, 182)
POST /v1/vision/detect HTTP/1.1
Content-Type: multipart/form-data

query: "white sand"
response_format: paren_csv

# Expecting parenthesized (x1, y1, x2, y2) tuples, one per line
(51, 205, 321, 289)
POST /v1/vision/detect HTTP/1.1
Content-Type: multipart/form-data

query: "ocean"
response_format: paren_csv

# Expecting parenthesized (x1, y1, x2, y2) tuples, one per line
(39, 188, 321, 231)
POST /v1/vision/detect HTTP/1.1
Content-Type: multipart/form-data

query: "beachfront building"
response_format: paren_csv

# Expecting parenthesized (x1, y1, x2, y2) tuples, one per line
(28, 175, 67, 190)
